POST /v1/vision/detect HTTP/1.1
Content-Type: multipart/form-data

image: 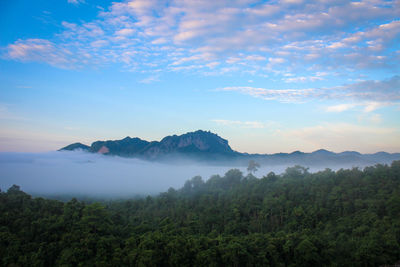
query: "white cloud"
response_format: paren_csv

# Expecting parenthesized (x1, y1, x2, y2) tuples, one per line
(268, 57, 285, 64)
(67, 0, 85, 5)
(325, 104, 357, 113)
(221, 76, 400, 106)
(90, 40, 108, 48)
(281, 0, 303, 4)
(206, 61, 220, 68)
(115, 28, 135, 36)
(284, 75, 323, 83)
(152, 38, 167, 44)
(220, 86, 317, 102)
(245, 55, 266, 61)
(170, 54, 203, 66)
(5, 39, 73, 68)
(327, 42, 346, 49)
(363, 102, 379, 113)
(2, 0, 399, 75)
(139, 75, 160, 84)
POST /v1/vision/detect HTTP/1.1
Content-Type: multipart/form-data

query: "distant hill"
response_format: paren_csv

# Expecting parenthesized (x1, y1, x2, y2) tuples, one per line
(60, 130, 400, 166)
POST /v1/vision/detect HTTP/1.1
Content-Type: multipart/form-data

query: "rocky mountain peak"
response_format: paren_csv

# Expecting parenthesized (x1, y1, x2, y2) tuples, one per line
(158, 130, 233, 153)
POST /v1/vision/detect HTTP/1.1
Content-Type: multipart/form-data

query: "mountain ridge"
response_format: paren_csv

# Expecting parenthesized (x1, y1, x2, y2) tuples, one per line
(60, 130, 400, 166)
(60, 130, 237, 159)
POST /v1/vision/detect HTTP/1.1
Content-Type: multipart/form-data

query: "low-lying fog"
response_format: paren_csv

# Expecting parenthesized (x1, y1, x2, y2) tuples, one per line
(0, 151, 367, 198)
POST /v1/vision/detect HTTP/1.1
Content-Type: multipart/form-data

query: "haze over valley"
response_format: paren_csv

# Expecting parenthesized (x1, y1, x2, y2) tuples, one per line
(1, 130, 399, 197)
(1, 1, 400, 266)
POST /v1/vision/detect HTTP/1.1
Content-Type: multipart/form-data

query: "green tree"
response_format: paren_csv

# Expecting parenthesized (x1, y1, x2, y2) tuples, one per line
(247, 160, 260, 175)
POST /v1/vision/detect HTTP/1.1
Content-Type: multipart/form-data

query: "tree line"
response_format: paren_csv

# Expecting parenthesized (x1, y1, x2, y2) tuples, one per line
(1, 161, 400, 266)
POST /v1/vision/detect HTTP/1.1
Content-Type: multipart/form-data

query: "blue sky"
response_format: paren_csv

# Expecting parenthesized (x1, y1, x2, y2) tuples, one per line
(0, 0, 399, 153)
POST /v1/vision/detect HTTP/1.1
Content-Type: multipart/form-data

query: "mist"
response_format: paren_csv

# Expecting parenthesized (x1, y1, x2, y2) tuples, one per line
(0, 151, 236, 198)
(0, 150, 381, 198)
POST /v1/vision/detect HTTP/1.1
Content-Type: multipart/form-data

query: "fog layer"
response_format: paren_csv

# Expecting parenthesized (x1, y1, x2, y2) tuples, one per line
(0, 151, 239, 197)
(0, 151, 375, 197)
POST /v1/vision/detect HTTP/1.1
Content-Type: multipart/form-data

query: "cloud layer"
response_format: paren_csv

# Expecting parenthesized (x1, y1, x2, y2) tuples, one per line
(3, 0, 399, 77)
(220, 75, 400, 110)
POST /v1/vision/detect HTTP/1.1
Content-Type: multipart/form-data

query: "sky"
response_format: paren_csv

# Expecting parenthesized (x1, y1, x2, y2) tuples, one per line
(0, 0, 399, 154)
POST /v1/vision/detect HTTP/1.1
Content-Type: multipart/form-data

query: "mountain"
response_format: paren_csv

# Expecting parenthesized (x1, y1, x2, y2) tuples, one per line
(60, 130, 237, 160)
(60, 130, 400, 166)
(90, 136, 150, 156)
(140, 130, 235, 159)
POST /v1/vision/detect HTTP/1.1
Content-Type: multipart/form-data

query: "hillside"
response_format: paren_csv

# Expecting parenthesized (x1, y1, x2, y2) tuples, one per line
(1, 161, 399, 266)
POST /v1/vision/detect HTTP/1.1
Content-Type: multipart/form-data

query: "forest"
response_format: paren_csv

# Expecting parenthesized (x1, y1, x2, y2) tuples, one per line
(1, 161, 400, 266)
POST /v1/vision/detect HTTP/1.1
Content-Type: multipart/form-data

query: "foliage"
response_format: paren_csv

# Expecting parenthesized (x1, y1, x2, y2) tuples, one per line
(1, 161, 400, 266)
(247, 160, 260, 174)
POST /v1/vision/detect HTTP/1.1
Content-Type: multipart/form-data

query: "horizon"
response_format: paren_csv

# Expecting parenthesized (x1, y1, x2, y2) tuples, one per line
(1, 0, 400, 154)
(23, 128, 400, 155)
(57, 129, 398, 155)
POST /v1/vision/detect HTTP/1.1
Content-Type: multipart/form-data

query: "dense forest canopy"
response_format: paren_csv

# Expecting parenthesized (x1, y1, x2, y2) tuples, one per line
(1, 161, 400, 266)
